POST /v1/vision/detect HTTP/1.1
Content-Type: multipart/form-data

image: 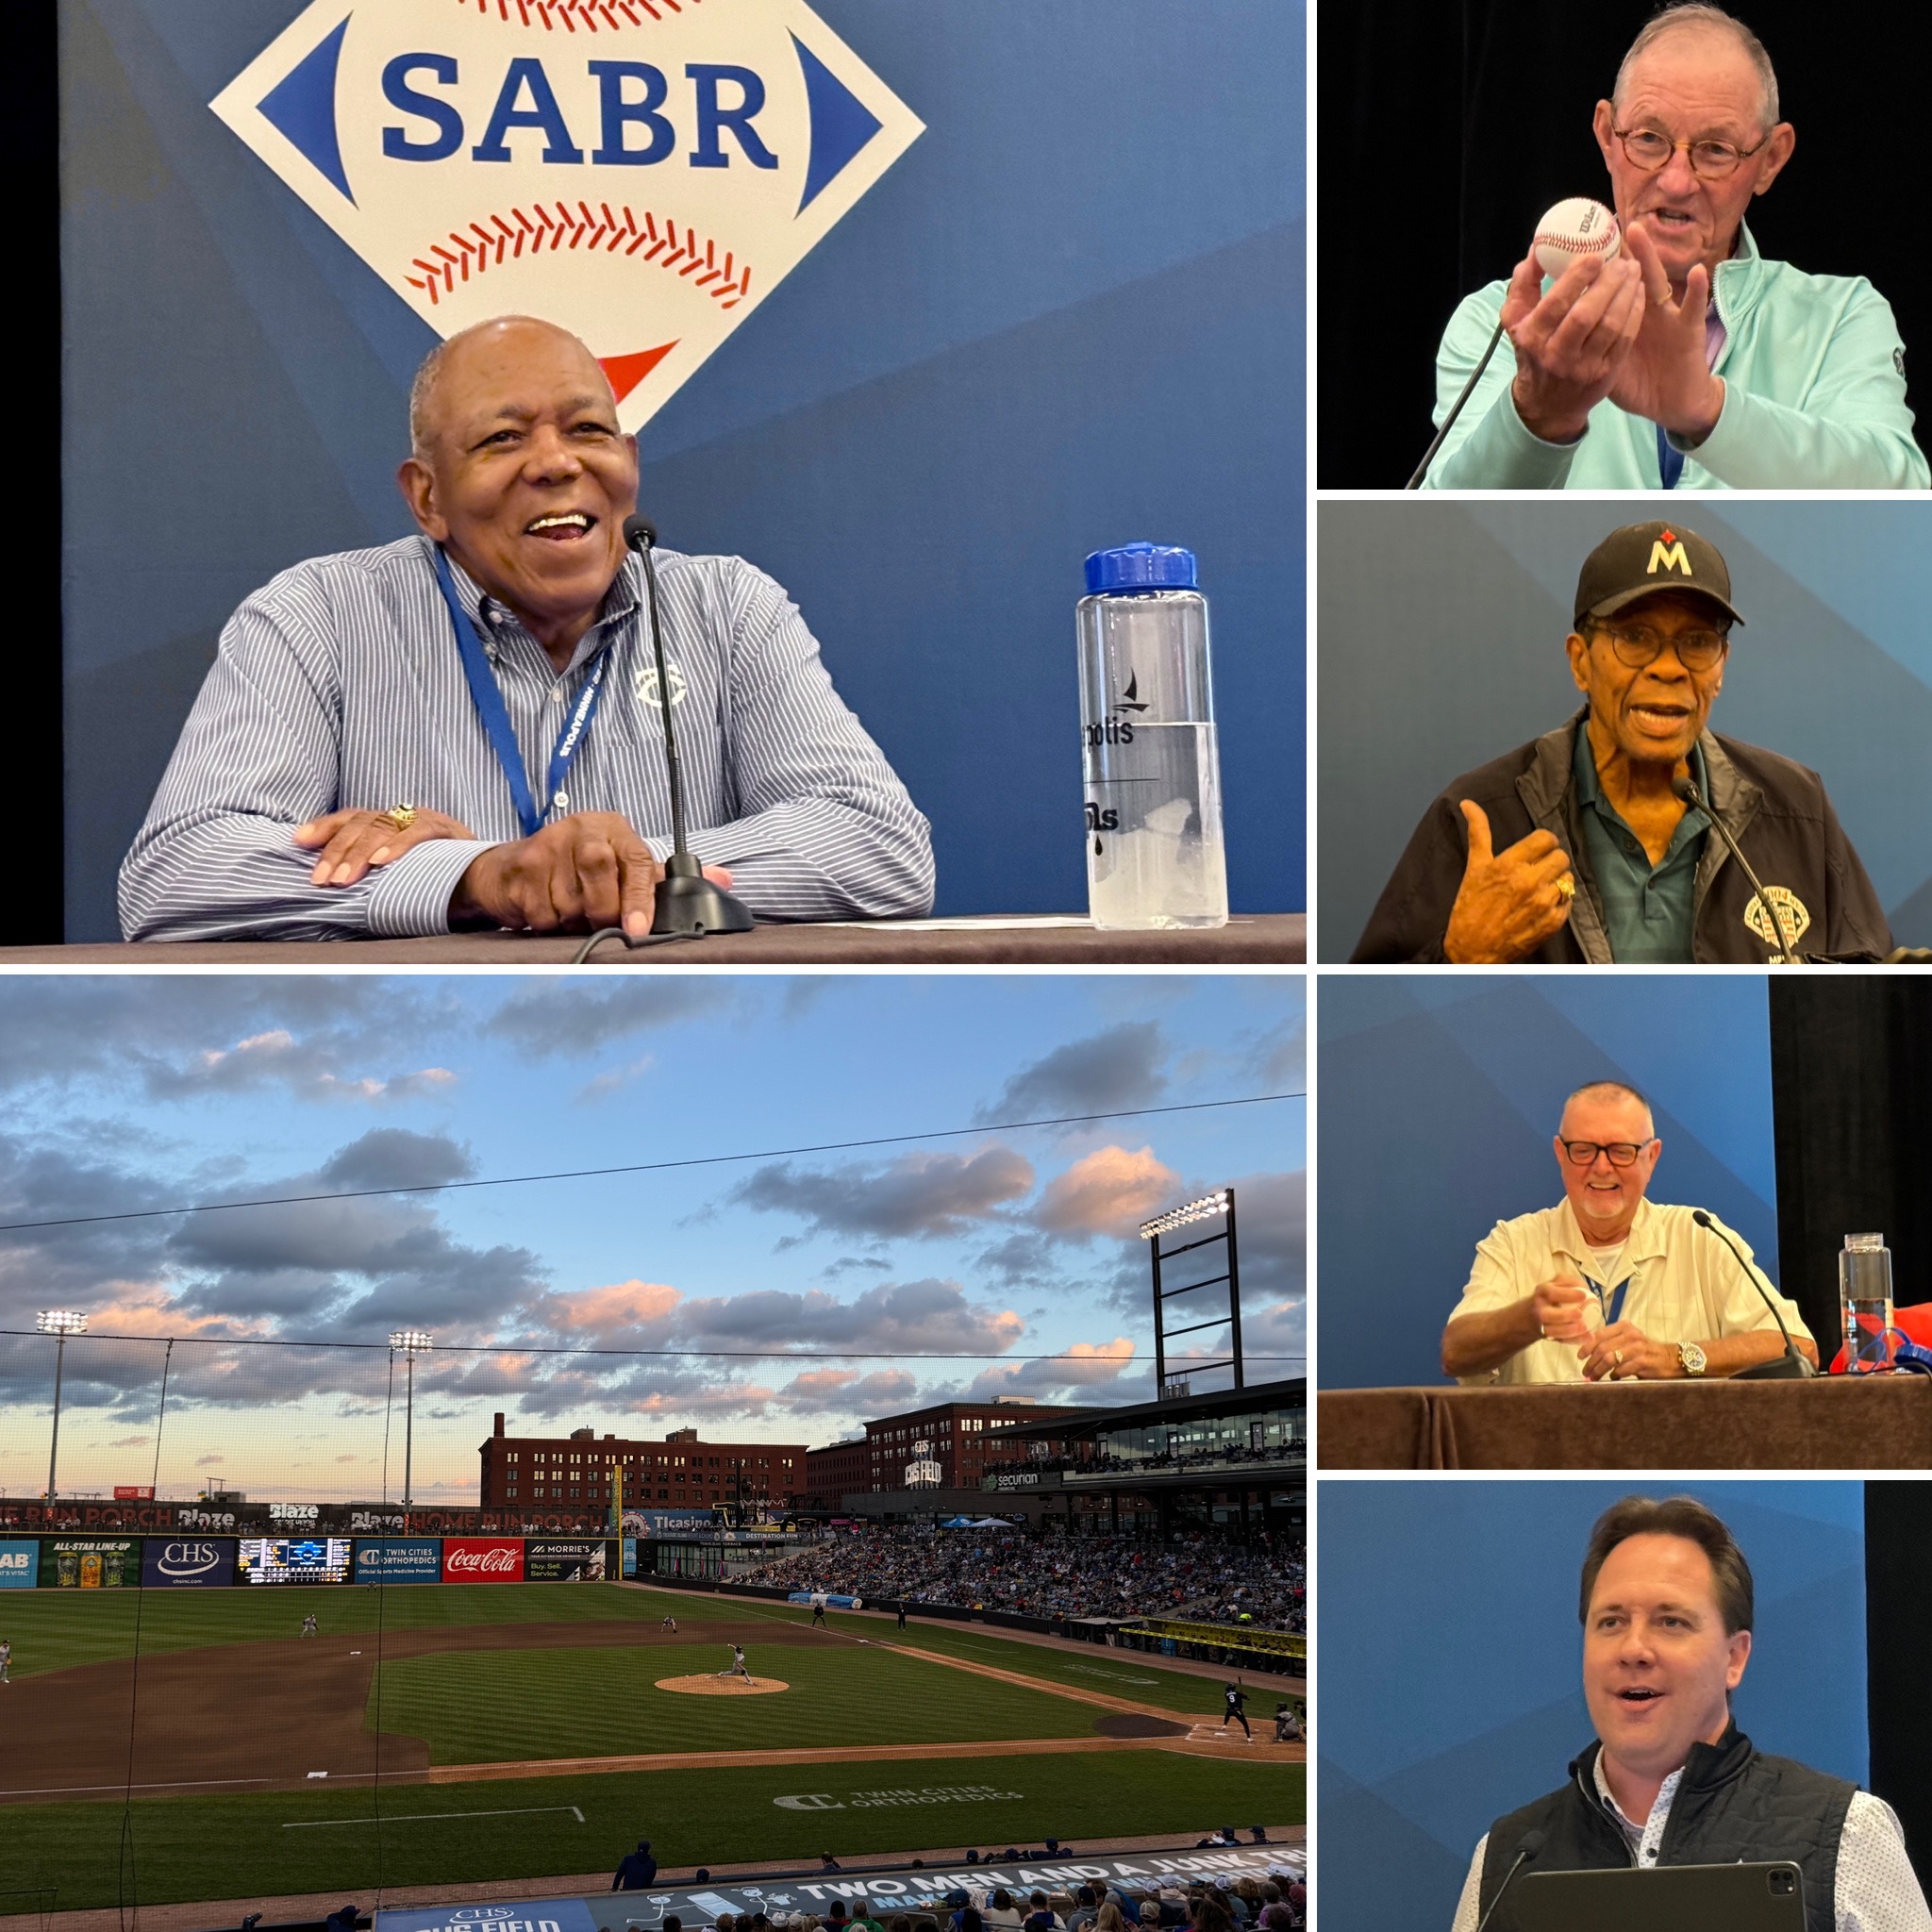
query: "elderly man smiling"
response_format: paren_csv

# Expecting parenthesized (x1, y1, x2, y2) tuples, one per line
(119, 315, 934, 941)
(1420, 3, 1927, 490)
(1441, 1080, 1814, 1387)
(1451, 1497, 1929, 1931)
(1351, 520, 1890, 963)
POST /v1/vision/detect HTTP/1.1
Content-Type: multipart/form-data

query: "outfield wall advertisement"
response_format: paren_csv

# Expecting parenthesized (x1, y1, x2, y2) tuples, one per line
(442, 1538, 525, 1583)
(48, 1540, 140, 1588)
(142, 1538, 240, 1588)
(525, 1541, 608, 1583)
(0, 1539, 39, 1588)
(351, 1539, 442, 1583)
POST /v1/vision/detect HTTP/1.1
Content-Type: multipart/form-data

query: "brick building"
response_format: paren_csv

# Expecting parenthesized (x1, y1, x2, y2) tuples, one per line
(478, 1416, 808, 1514)
(802, 1399, 1088, 1509)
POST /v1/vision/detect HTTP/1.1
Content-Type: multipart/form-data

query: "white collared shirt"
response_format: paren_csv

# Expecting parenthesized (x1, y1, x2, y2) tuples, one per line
(1445, 1198, 1812, 1386)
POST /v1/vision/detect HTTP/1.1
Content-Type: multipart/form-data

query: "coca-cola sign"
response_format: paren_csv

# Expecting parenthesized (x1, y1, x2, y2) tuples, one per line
(441, 1537, 525, 1583)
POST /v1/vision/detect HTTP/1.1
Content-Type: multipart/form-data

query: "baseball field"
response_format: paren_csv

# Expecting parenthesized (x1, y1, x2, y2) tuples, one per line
(0, 1582, 1304, 1914)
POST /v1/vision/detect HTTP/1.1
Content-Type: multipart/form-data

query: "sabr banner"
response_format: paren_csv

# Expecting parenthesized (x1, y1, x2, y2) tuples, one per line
(0, 1540, 40, 1588)
(352, 1538, 442, 1583)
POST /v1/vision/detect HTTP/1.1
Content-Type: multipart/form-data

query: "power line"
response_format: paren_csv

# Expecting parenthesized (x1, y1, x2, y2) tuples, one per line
(0, 1327, 1303, 1364)
(0, 1091, 1302, 1235)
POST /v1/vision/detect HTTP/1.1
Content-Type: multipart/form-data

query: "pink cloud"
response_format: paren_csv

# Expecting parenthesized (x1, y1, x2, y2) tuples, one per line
(1033, 1145, 1179, 1238)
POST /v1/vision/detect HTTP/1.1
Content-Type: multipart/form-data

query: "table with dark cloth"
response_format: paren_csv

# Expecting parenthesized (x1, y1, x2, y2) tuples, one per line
(1320, 1378, 1932, 1469)
(0, 914, 1304, 967)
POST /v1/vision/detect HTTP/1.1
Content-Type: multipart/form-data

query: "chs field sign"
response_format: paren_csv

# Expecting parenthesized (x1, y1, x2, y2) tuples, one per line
(211, 0, 924, 429)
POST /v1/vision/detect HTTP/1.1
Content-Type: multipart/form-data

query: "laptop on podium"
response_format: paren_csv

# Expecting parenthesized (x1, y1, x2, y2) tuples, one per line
(1510, 1860, 1806, 1931)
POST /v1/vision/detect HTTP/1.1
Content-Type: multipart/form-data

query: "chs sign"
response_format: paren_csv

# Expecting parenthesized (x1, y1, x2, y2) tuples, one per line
(210, 0, 924, 431)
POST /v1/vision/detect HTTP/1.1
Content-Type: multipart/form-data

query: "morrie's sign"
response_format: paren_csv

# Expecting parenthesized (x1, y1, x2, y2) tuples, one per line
(209, 0, 924, 433)
(442, 1537, 525, 1583)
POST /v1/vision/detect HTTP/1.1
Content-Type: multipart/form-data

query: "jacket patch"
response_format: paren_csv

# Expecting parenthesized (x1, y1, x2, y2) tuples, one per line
(1744, 885, 1811, 947)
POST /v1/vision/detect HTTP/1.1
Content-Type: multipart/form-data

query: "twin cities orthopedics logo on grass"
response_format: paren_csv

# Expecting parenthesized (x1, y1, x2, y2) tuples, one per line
(774, 1785, 1025, 1811)
(209, 0, 924, 432)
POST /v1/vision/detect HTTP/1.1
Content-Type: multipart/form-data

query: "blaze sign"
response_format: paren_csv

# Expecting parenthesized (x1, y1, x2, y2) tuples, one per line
(209, 0, 924, 431)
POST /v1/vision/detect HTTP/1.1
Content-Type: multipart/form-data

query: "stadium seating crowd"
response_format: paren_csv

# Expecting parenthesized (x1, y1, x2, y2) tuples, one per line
(754, 1527, 1306, 1633)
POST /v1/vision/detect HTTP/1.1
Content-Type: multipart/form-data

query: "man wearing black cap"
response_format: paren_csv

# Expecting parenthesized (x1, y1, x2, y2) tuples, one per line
(1352, 520, 1890, 963)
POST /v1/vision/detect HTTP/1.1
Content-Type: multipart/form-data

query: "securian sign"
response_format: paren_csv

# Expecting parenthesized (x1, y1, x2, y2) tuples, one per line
(210, 0, 924, 431)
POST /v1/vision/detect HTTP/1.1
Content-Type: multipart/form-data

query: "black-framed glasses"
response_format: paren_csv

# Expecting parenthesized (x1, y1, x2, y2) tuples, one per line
(1561, 1139, 1657, 1168)
(1612, 125, 1769, 180)
(1584, 619, 1729, 673)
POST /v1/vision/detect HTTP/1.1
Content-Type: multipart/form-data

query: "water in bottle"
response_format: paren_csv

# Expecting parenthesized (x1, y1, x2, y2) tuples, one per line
(1077, 542, 1227, 929)
(1840, 1231, 1895, 1373)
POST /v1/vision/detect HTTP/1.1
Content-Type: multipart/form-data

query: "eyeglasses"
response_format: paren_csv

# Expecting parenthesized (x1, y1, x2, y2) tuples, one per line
(1612, 125, 1769, 180)
(1585, 620, 1729, 673)
(1560, 1140, 1657, 1168)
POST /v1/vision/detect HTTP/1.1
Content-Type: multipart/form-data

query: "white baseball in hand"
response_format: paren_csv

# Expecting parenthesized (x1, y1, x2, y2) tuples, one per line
(1533, 197, 1622, 279)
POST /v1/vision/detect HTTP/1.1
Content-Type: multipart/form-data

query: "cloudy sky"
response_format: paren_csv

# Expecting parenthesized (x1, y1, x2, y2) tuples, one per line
(0, 974, 1304, 1505)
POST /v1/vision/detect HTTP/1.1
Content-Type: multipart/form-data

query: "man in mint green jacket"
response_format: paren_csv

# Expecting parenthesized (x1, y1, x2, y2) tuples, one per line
(1420, 4, 1927, 491)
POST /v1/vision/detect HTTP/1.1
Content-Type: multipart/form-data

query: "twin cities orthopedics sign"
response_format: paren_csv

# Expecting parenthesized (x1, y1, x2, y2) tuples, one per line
(351, 1538, 443, 1583)
(0, 1540, 40, 1588)
(142, 1538, 240, 1588)
(442, 1537, 525, 1583)
(209, 0, 924, 432)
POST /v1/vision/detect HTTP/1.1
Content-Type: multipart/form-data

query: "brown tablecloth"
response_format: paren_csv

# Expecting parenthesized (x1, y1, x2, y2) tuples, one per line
(1320, 1378, 1932, 1470)
(0, 914, 1303, 966)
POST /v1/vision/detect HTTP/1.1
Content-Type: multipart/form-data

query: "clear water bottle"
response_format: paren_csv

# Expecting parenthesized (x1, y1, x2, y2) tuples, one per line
(1840, 1231, 1896, 1373)
(1077, 542, 1228, 929)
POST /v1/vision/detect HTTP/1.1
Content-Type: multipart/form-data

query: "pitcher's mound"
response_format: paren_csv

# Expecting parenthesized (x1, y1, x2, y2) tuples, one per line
(657, 1674, 790, 1695)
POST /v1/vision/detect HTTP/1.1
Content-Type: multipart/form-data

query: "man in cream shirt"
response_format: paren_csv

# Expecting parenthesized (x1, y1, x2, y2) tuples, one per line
(1441, 1080, 1815, 1384)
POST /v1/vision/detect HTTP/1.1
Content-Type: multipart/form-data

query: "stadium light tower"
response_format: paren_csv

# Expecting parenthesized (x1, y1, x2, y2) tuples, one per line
(37, 1309, 89, 1507)
(1138, 1189, 1242, 1396)
(390, 1330, 433, 1507)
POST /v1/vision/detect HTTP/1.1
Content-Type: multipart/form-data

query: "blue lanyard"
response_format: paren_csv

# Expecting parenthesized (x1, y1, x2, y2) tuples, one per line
(1586, 1274, 1631, 1327)
(1657, 422, 1686, 490)
(433, 545, 609, 840)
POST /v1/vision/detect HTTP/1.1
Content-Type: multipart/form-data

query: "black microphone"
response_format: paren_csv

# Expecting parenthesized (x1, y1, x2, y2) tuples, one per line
(1691, 1209, 1816, 1380)
(1473, 1829, 1546, 1932)
(1672, 774, 1799, 965)
(1407, 318, 1507, 490)
(620, 511, 753, 939)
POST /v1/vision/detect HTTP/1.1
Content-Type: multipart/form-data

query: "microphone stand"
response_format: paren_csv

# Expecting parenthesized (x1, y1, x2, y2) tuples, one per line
(617, 512, 753, 941)
(1674, 774, 1799, 964)
(1473, 1830, 1545, 1932)
(1691, 1210, 1815, 1380)
(1407, 320, 1506, 490)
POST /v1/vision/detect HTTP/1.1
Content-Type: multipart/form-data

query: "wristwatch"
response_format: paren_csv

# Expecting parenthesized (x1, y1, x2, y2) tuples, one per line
(1677, 1341, 1708, 1378)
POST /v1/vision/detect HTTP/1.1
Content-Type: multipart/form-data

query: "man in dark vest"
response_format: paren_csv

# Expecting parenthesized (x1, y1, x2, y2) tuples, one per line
(1452, 1495, 1927, 1932)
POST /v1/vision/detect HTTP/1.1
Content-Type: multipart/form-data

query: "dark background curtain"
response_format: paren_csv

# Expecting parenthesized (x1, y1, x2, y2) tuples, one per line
(1316, 1, 1932, 486)
(1771, 979, 1932, 1355)
(7, 6, 61, 942)
(1867, 1483, 1932, 1887)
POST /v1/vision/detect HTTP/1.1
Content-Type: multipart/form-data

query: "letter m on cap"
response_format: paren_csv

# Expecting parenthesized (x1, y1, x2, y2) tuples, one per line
(1647, 531, 1692, 576)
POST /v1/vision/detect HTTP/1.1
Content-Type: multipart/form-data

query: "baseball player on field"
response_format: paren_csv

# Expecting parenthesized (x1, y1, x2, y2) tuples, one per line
(717, 1642, 754, 1684)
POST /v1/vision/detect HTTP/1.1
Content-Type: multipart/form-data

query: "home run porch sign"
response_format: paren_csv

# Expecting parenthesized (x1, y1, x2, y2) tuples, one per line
(211, 1, 924, 430)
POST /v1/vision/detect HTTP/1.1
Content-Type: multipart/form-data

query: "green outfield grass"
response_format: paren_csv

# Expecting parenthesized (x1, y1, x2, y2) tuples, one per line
(372, 1640, 1103, 1762)
(0, 1751, 1306, 1912)
(0, 1583, 705, 1679)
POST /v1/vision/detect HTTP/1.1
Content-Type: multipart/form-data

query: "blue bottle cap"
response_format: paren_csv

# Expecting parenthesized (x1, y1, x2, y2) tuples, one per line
(1085, 541, 1197, 595)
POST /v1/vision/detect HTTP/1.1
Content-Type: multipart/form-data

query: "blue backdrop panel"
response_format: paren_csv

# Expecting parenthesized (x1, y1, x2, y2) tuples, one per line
(1317, 975, 1776, 1391)
(1316, 500, 1932, 958)
(59, 0, 1304, 941)
(1317, 1478, 1869, 1932)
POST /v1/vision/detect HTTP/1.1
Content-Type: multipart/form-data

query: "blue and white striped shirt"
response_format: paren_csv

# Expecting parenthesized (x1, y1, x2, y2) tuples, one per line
(119, 536, 935, 940)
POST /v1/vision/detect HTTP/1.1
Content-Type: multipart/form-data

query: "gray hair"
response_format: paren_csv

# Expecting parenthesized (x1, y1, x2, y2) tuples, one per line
(1613, 4, 1779, 133)
(1560, 1080, 1656, 1138)
(407, 314, 607, 459)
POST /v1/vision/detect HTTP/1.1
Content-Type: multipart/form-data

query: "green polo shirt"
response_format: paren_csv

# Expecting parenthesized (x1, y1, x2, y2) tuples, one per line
(1572, 725, 1710, 963)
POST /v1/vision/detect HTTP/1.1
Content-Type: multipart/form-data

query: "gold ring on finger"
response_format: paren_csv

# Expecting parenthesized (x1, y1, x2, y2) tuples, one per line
(380, 804, 417, 832)
(1614, 1349, 1624, 1366)
(1557, 874, 1576, 901)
